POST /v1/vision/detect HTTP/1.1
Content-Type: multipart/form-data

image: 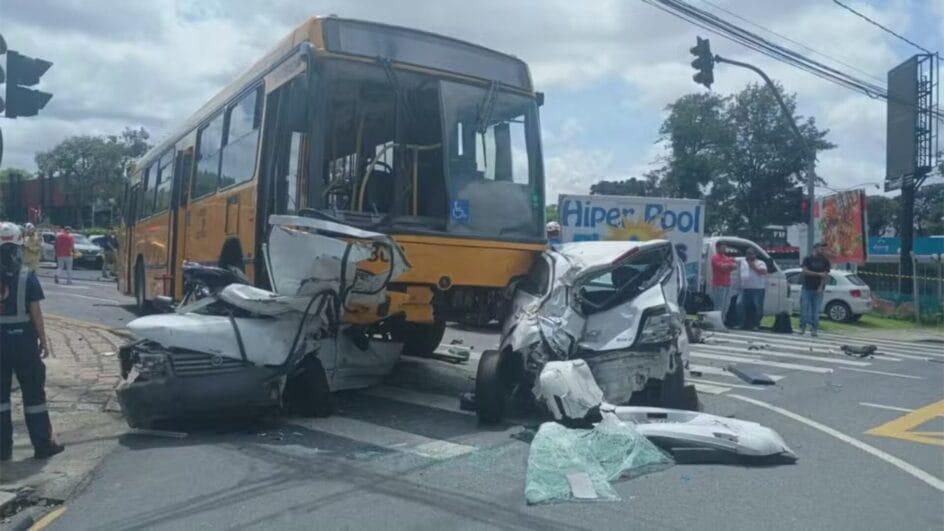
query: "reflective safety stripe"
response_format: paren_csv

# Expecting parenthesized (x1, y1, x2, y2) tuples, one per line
(0, 268, 30, 324)
(0, 402, 11, 413)
(23, 403, 48, 414)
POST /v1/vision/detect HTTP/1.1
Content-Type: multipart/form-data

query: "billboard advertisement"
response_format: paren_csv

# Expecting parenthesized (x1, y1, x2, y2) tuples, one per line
(558, 194, 705, 286)
(813, 190, 868, 264)
(886, 56, 919, 191)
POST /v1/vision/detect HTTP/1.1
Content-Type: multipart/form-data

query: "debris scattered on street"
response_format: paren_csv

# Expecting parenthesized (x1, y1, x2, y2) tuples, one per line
(840, 344, 877, 358)
(128, 428, 188, 439)
(727, 365, 776, 386)
(524, 414, 674, 504)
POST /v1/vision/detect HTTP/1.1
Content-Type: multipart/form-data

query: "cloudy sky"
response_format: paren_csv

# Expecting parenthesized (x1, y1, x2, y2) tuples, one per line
(2, 0, 941, 200)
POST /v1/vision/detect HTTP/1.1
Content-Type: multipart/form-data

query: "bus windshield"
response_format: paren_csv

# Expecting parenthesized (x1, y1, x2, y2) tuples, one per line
(310, 60, 544, 242)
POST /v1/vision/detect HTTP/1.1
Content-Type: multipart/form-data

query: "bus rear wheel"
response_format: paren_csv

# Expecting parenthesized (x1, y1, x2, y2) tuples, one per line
(394, 319, 446, 358)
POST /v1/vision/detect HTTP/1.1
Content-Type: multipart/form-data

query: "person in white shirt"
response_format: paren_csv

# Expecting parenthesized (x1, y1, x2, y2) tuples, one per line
(737, 248, 768, 330)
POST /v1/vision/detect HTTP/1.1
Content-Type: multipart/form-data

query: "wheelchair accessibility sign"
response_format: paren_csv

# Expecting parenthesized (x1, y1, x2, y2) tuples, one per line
(451, 199, 470, 224)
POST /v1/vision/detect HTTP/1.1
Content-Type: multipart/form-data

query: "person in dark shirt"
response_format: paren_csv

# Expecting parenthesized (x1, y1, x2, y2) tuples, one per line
(0, 222, 64, 461)
(799, 242, 831, 337)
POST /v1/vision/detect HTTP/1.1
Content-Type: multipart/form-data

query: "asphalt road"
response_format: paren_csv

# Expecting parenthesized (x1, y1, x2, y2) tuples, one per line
(37, 277, 944, 530)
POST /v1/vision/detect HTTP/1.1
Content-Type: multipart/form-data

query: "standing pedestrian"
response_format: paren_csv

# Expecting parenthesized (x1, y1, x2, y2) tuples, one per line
(737, 248, 768, 330)
(546, 221, 561, 247)
(54, 226, 75, 285)
(22, 223, 42, 272)
(799, 242, 831, 337)
(100, 231, 118, 280)
(710, 243, 737, 321)
(0, 222, 65, 461)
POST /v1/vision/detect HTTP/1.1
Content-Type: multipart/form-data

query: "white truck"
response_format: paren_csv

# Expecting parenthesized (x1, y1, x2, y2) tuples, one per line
(701, 236, 790, 320)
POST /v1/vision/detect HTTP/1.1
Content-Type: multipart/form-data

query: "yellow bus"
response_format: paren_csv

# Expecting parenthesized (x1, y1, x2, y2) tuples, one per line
(118, 16, 546, 354)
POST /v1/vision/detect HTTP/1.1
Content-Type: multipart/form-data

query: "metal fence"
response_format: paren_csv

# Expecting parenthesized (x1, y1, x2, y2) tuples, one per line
(857, 260, 944, 324)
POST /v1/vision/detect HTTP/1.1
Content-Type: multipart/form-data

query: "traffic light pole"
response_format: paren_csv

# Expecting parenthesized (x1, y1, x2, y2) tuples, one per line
(714, 55, 818, 257)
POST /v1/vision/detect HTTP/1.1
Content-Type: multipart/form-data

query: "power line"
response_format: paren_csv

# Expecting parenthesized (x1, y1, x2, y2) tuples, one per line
(640, 0, 943, 121)
(699, 0, 885, 84)
(831, 0, 932, 55)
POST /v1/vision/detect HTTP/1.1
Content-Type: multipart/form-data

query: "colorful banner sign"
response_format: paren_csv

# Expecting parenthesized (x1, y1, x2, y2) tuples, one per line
(813, 190, 868, 264)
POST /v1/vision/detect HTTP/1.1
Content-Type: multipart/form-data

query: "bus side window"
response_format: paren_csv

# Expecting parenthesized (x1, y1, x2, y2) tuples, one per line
(138, 165, 154, 220)
(194, 113, 225, 199)
(154, 150, 174, 213)
(220, 86, 263, 188)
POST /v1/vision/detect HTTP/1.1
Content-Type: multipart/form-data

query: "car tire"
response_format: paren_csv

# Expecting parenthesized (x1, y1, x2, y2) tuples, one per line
(396, 319, 446, 358)
(284, 356, 334, 418)
(475, 349, 507, 424)
(826, 301, 852, 322)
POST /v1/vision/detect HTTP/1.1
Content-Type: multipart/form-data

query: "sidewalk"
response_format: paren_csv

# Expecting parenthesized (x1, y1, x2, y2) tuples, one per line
(0, 316, 126, 519)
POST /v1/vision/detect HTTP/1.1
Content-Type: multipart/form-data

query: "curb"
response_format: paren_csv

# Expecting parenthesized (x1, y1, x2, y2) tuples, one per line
(46, 314, 129, 338)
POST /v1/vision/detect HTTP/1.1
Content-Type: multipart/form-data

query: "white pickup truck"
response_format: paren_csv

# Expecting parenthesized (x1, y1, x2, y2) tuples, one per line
(701, 236, 790, 318)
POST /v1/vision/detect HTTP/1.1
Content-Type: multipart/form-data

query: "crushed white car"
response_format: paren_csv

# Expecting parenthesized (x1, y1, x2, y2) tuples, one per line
(475, 239, 698, 423)
(116, 215, 410, 428)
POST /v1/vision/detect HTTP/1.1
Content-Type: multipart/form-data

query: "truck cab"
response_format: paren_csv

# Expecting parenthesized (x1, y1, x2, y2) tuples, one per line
(702, 236, 790, 316)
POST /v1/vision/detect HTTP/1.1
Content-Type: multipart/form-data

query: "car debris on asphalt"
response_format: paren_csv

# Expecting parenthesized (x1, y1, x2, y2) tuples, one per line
(727, 365, 777, 386)
(840, 344, 878, 358)
(524, 359, 796, 504)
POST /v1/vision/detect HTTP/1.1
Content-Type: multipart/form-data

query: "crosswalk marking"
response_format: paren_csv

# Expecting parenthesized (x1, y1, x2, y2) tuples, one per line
(838, 367, 925, 380)
(687, 377, 766, 391)
(362, 385, 474, 417)
(689, 351, 834, 373)
(692, 382, 730, 395)
(703, 333, 904, 362)
(290, 415, 477, 460)
(689, 364, 785, 382)
(733, 329, 944, 358)
(693, 343, 873, 367)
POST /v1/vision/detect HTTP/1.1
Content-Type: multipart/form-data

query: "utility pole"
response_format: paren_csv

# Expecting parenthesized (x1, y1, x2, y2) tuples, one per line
(690, 38, 817, 256)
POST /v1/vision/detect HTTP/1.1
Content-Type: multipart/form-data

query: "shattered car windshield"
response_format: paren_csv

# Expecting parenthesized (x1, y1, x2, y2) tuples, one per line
(576, 245, 673, 314)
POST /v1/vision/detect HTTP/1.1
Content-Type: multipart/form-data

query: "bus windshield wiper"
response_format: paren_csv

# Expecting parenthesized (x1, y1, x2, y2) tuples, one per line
(475, 81, 499, 134)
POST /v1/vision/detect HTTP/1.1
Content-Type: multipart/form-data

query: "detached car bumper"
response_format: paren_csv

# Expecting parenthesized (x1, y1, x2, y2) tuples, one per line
(116, 342, 283, 428)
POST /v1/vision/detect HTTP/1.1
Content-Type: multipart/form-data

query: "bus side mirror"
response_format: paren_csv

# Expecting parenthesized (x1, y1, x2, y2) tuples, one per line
(536, 92, 545, 107)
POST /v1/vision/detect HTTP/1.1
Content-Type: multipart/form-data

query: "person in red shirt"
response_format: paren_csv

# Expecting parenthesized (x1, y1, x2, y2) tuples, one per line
(710, 243, 737, 319)
(54, 227, 75, 285)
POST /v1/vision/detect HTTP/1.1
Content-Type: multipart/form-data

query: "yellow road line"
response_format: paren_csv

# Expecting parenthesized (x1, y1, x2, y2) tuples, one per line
(865, 399, 944, 447)
(29, 506, 67, 530)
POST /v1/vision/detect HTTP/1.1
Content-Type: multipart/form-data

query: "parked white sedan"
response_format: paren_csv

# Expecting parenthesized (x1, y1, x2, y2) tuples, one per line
(784, 268, 872, 322)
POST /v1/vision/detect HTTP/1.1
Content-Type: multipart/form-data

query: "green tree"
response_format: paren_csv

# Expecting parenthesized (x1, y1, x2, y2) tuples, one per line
(656, 83, 834, 235)
(914, 183, 944, 236)
(866, 195, 899, 236)
(35, 127, 151, 227)
(545, 204, 558, 223)
(0, 168, 34, 221)
(658, 93, 729, 200)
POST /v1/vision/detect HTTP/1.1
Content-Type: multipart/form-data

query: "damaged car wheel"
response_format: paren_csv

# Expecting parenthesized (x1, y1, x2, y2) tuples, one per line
(475, 349, 509, 424)
(284, 356, 334, 418)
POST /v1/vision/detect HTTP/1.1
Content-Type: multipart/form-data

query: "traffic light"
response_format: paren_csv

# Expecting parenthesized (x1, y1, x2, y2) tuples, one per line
(690, 36, 714, 89)
(1, 37, 53, 118)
